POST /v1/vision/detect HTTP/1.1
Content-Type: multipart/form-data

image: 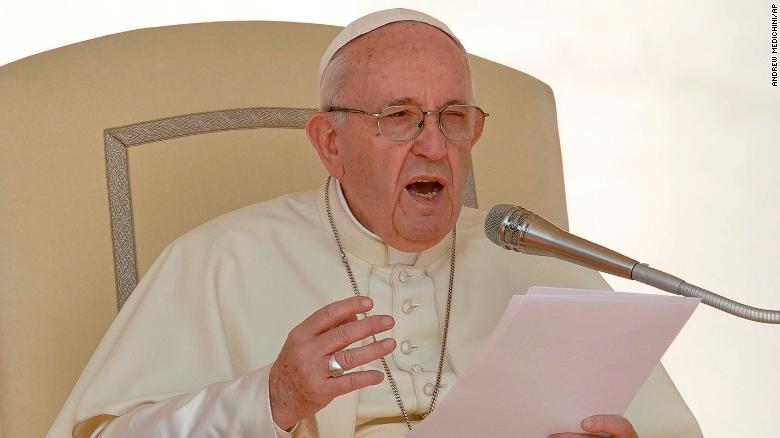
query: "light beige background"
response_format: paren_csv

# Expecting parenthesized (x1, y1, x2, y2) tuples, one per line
(2, 1, 778, 437)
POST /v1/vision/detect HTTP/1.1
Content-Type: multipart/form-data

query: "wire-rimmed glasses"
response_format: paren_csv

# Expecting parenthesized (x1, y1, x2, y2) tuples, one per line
(327, 104, 489, 142)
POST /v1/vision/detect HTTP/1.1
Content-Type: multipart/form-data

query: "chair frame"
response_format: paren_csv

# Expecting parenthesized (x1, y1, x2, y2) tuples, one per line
(104, 107, 478, 309)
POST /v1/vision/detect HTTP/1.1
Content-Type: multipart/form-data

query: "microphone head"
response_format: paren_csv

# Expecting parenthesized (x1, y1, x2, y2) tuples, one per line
(484, 204, 522, 247)
(484, 203, 639, 278)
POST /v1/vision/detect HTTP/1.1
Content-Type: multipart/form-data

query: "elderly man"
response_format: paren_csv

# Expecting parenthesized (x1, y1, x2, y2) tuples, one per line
(48, 9, 701, 438)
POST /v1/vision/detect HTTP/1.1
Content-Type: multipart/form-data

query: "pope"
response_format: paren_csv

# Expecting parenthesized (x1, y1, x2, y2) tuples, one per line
(48, 8, 702, 438)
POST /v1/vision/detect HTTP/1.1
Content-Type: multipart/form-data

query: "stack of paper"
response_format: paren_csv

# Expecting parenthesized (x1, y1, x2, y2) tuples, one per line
(409, 287, 699, 437)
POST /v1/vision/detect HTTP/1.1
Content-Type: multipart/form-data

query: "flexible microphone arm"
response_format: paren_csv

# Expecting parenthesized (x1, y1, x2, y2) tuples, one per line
(484, 204, 780, 324)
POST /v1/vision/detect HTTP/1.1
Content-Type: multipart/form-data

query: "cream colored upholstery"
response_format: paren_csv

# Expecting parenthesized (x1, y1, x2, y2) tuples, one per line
(0, 21, 567, 437)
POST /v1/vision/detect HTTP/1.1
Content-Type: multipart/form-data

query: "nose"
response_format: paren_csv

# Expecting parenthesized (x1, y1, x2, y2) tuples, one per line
(411, 112, 447, 161)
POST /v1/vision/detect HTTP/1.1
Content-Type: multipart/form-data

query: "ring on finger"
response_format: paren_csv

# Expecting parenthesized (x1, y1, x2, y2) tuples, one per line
(328, 354, 344, 378)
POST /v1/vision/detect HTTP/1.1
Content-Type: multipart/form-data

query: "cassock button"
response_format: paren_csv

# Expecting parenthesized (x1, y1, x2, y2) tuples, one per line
(402, 301, 422, 314)
(423, 383, 435, 396)
(400, 341, 420, 354)
(399, 270, 409, 283)
(412, 365, 423, 372)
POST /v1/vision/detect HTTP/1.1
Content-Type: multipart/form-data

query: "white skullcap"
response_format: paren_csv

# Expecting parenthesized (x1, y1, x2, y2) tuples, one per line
(318, 8, 464, 80)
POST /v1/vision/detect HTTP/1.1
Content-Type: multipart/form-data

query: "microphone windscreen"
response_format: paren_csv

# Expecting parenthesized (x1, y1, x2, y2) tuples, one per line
(484, 204, 517, 246)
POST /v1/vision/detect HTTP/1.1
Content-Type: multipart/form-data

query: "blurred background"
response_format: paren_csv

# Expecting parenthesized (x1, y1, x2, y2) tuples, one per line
(2, 0, 777, 436)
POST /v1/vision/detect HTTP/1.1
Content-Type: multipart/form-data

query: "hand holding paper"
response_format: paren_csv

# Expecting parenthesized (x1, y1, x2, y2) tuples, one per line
(408, 287, 699, 437)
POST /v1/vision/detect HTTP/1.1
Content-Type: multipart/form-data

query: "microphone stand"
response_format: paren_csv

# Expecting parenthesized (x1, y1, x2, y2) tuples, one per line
(486, 204, 780, 324)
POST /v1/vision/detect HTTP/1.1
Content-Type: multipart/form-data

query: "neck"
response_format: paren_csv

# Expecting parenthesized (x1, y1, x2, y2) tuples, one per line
(335, 179, 418, 266)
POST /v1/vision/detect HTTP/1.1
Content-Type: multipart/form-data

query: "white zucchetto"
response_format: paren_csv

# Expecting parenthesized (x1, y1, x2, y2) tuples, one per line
(318, 8, 464, 80)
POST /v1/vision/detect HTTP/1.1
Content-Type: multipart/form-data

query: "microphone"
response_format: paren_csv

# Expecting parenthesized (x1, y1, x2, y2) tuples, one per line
(485, 204, 780, 324)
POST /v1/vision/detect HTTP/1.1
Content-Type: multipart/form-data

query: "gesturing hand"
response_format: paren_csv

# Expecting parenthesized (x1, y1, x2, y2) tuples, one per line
(268, 296, 396, 430)
(549, 415, 638, 438)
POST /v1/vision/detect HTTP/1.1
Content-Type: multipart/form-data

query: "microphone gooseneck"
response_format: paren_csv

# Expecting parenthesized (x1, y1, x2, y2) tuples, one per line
(485, 204, 780, 324)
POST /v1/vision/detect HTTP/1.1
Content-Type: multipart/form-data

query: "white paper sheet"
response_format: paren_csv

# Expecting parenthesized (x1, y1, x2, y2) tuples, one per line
(408, 287, 699, 437)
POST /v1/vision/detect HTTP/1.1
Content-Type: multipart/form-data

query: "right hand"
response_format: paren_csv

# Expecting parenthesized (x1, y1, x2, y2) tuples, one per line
(268, 296, 396, 430)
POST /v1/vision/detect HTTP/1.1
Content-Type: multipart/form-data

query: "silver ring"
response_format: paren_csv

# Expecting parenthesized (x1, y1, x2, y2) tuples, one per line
(328, 354, 344, 378)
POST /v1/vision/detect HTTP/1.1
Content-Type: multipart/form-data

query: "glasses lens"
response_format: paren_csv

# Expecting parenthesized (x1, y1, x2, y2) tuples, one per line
(378, 106, 422, 141)
(441, 106, 481, 141)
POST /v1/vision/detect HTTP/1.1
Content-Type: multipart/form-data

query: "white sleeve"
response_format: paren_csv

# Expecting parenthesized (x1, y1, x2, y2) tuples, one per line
(98, 364, 299, 438)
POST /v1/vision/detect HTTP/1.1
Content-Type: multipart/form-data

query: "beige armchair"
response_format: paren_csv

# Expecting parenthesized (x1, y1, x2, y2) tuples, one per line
(1, 21, 573, 437)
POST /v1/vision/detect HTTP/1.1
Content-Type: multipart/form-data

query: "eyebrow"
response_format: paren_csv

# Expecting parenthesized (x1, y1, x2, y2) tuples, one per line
(387, 97, 414, 106)
(385, 97, 470, 107)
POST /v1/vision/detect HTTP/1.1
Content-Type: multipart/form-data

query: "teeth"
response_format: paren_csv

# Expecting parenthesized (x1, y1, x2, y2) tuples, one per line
(407, 179, 441, 200)
(411, 191, 435, 200)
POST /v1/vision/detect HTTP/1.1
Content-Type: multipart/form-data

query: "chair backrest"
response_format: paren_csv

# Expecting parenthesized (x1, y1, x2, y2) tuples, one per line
(0, 21, 568, 437)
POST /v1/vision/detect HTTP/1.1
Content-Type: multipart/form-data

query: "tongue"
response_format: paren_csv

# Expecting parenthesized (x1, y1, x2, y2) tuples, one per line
(408, 181, 440, 193)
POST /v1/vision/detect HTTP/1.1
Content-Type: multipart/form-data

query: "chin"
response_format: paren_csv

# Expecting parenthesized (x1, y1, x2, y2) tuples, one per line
(392, 219, 453, 251)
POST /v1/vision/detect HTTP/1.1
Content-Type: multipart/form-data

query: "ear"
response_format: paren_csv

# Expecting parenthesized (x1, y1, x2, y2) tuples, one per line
(306, 112, 345, 179)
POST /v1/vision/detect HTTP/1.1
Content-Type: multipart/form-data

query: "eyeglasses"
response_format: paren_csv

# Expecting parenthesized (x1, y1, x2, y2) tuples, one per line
(327, 104, 489, 142)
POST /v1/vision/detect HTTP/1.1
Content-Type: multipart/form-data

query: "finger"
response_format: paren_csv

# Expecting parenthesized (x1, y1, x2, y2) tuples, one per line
(321, 314, 395, 353)
(297, 296, 373, 336)
(582, 415, 637, 437)
(548, 434, 600, 438)
(334, 338, 396, 371)
(328, 370, 385, 396)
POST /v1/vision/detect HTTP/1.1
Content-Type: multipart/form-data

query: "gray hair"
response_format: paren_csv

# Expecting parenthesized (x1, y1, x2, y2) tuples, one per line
(320, 48, 351, 125)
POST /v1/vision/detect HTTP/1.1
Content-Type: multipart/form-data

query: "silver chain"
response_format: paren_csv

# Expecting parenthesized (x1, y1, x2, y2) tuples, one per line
(324, 177, 456, 431)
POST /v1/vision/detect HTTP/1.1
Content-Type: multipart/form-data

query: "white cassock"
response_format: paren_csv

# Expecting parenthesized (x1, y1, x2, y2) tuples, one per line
(48, 178, 703, 437)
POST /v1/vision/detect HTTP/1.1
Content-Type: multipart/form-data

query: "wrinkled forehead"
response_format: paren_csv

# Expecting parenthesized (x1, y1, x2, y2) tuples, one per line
(337, 23, 473, 106)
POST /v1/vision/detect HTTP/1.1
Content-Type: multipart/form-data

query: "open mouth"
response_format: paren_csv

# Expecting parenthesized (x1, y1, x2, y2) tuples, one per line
(405, 180, 443, 200)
